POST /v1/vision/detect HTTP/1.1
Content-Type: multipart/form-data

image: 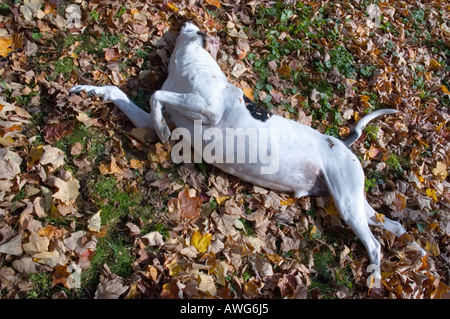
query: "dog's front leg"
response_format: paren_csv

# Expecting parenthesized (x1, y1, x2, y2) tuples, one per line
(70, 85, 154, 131)
(150, 90, 223, 143)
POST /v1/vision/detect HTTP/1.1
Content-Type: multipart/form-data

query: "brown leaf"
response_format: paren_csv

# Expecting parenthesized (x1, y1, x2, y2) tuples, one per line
(43, 121, 75, 143)
(176, 188, 203, 219)
(104, 47, 121, 62)
(52, 265, 70, 288)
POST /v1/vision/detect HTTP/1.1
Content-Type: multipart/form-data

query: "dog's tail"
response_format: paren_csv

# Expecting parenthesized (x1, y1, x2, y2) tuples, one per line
(343, 109, 401, 147)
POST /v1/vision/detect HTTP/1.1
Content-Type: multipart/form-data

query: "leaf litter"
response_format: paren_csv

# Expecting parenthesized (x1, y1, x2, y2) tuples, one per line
(0, 0, 449, 299)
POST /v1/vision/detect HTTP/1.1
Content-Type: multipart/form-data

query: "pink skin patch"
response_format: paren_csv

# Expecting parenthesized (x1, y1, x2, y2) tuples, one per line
(205, 35, 219, 61)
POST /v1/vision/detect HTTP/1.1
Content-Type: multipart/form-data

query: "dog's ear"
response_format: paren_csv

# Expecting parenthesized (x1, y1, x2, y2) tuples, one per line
(181, 21, 200, 33)
(196, 31, 207, 47)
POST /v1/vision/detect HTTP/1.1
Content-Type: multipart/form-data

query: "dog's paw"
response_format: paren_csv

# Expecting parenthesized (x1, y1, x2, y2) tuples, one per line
(70, 85, 103, 96)
(70, 85, 118, 101)
(156, 123, 171, 143)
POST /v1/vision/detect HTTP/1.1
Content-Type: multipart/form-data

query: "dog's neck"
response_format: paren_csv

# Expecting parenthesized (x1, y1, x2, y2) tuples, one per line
(170, 40, 216, 74)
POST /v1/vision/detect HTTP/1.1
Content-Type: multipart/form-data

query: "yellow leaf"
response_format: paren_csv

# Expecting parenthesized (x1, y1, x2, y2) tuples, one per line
(324, 202, 339, 216)
(129, 158, 144, 169)
(28, 145, 44, 167)
(191, 230, 212, 253)
(310, 225, 319, 238)
(166, 2, 179, 11)
(432, 161, 448, 180)
(215, 195, 229, 205)
(375, 213, 385, 223)
(0, 37, 13, 57)
(430, 59, 441, 70)
(277, 64, 292, 78)
(242, 87, 254, 101)
(442, 85, 450, 95)
(0, 136, 15, 147)
(426, 188, 438, 202)
(425, 239, 440, 256)
(280, 198, 296, 206)
(205, 0, 221, 8)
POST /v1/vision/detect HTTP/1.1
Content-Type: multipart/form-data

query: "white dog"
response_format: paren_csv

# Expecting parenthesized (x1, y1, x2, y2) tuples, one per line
(70, 22, 425, 285)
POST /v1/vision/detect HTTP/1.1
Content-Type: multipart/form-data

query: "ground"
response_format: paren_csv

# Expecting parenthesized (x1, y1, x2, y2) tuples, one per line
(0, 0, 449, 299)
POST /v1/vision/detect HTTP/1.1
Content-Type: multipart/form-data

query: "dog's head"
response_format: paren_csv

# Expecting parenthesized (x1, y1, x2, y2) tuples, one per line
(177, 22, 207, 47)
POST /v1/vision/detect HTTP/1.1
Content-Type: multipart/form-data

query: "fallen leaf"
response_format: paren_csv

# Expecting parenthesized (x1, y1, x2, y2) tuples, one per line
(22, 232, 49, 255)
(104, 47, 121, 62)
(0, 234, 23, 256)
(393, 193, 407, 211)
(76, 112, 98, 128)
(375, 213, 385, 223)
(49, 175, 80, 205)
(442, 85, 450, 95)
(432, 162, 448, 180)
(0, 37, 13, 57)
(33, 250, 63, 267)
(197, 273, 217, 296)
(426, 188, 438, 202)
(87, 211, 102, 233)
(142, 231, 165, 247)
(0, 149, 22, 180)
(191, 230, 212, 253)
(277, 64, 292, 78)
(94, 266, 128, 299)
(176, 188, 203, 219)
(28, 145, 44, 168)
(52, 265, 70, 288)
(39, 145, 65, 170)
(280, 198, 296, 206)
(205, 0, 221, 8)
(425, 239, 440, 256)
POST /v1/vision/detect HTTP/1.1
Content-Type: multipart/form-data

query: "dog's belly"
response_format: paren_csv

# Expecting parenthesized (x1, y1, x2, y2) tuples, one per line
(171, 110, 330, 197)
(214, 161, 329, 197)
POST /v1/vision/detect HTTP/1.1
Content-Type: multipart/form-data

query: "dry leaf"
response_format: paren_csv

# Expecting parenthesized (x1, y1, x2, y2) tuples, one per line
(205, 0, 221, 8)
(177, 188, 203, 219)
(426, 188, 438, 202)
(29, 145, 44, 167)
(0, 234, 23, 256)
(22, 232, 49, 255)
(142, 231, 165, 247)
(0, 149, 22, 180)
(87, 211, 102, 233)
(432, 162, 448, 180)
(0, 37, 13, 57)
(197, 273, 217, 296)
(50, 175, 80, 205)
(39, 145, 65, 169)
(191, 230, 212, 253)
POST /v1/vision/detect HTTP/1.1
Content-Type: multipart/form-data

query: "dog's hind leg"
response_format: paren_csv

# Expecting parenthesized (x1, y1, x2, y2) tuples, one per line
(364, 200, 426, 256)
(321, 155, 382, 284)
(70, 85, 154, 131)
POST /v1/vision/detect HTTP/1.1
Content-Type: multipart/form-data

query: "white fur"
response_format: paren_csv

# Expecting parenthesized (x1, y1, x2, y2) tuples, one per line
(70, 22, 426, 283)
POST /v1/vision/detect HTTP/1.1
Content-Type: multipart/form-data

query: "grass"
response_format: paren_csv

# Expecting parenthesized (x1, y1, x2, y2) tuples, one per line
(79, 175, 160, 291)
(26, 273, 53, 299)
(54, 123, 107, 165)
(309, 249, 354, 298)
